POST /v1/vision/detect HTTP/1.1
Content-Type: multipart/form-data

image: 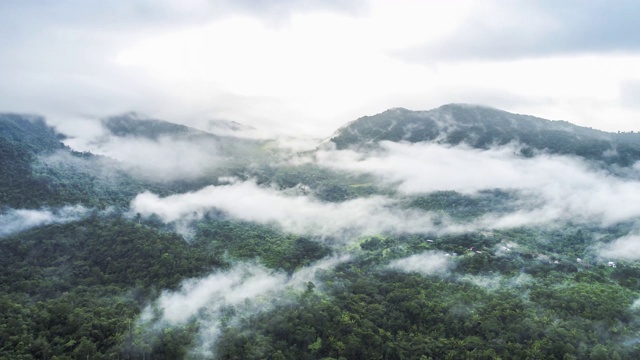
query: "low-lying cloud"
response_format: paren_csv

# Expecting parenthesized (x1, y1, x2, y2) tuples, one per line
(138, 255, 349, 358)
(54, 118, 226, 181)
(130, 180, 441, 239)
(387, 251, 452, 275)
(598, 234, 640, 261)
(0, 205, 89, 237)
(317, 141, 640, 228)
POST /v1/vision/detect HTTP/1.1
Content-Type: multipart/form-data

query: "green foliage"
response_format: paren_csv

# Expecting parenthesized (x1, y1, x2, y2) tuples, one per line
(410, 189, 515, 220)
(0, 217, 222, 359)
(195, 218, 331, 272)
(215, 259, 640, 360)
(5, 110, 640, 359)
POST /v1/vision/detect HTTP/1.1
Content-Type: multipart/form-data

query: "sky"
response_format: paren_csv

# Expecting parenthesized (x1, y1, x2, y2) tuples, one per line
(1, 0, 640, 138)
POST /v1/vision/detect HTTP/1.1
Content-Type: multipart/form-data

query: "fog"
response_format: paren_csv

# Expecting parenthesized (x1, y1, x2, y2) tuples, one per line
(599, 234, 640, 261)
(387, 251, 451, 275)
(138, 255, 349, 358)
(0, 206, 89, 237)
(130, 180, 442, 239)
(50, 116, 234, 181)
(316, 141, 640, 228)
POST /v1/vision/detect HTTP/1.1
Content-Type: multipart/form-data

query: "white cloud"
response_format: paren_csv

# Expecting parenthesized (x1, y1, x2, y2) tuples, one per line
(599, 234, 640, 260)
(0, 206, 89, 237)
(139, 255, 350, 357)
(318, 141, 640, 228)
(130, 180, 441, 238)
(387, 251, 451, 275)
(149, 263, 287, 325)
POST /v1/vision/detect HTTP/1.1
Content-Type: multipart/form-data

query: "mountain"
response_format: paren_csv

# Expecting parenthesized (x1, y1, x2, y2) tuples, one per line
(331, 104, 640, 165)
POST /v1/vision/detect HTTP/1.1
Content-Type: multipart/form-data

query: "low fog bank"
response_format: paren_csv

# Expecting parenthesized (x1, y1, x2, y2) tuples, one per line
(599, 233, 640, 260)
(0, 205, 89, 237)
(137, 256, 349, 358)
(387, 251, 452, 275)
(48, 115, 247, 182)
(129, 180, 444, 239)
(316, 141, 640, 229)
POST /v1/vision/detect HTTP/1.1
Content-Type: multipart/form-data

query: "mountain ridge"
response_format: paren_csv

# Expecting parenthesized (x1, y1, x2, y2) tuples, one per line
(330, 103, 640, 166)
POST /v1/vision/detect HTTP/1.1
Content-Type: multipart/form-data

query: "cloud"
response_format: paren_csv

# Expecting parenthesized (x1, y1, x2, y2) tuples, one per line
(0, 205, 89, 237)
(138, 255, 349, 357)
(598, 234, 640, 260)
(620, 81, 640, 109)
(2, 0, 640, 142)
(130, 180, 443, 238)
(317, 141, 640, 228)
(50, 117, 231, 181)
(85, 135, 224, 181)
(138, 263, 287, 357)
(387, 251, 451, 275)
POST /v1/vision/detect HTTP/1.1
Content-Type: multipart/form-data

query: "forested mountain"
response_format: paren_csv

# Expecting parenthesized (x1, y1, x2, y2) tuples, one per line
(3, 107, 640, 359)
(330, 104, 640, 166)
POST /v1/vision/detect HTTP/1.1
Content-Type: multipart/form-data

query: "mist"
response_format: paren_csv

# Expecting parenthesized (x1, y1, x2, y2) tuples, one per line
(387, 251, 452, 275)
(137, 255, 349, 358)
(51, 116, 230, 181)
(129, 180, 443, 239)
(316, 141, 640, 228)
(0, 205, 89, 237)
(599, 233, 640, 260)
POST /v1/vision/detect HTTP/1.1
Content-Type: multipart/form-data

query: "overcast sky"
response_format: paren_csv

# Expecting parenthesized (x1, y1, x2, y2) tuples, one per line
(2, 0, 640, 137)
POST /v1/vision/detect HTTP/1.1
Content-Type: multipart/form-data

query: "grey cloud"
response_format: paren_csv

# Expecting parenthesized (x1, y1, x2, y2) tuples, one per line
(50, 118, 229, 182)
(396, 0, 640, 62)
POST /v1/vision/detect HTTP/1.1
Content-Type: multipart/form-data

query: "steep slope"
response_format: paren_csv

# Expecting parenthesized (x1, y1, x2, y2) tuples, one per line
(0, 114, 168, 208)
(330, 104, 640, 166)
(0, 114, 74, 207)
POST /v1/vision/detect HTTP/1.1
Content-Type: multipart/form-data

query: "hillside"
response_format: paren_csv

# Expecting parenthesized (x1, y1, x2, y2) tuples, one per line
(330, 104, 640, 166)
(3, 107, 640, 359)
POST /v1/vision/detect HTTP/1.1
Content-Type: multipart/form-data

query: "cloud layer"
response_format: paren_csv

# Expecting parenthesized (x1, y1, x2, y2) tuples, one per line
(130, 180, 440, 238)
(317, 141, 640, 228)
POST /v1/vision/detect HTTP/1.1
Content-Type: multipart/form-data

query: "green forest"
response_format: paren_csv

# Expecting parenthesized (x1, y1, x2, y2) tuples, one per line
(4, 107, 640, 359)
